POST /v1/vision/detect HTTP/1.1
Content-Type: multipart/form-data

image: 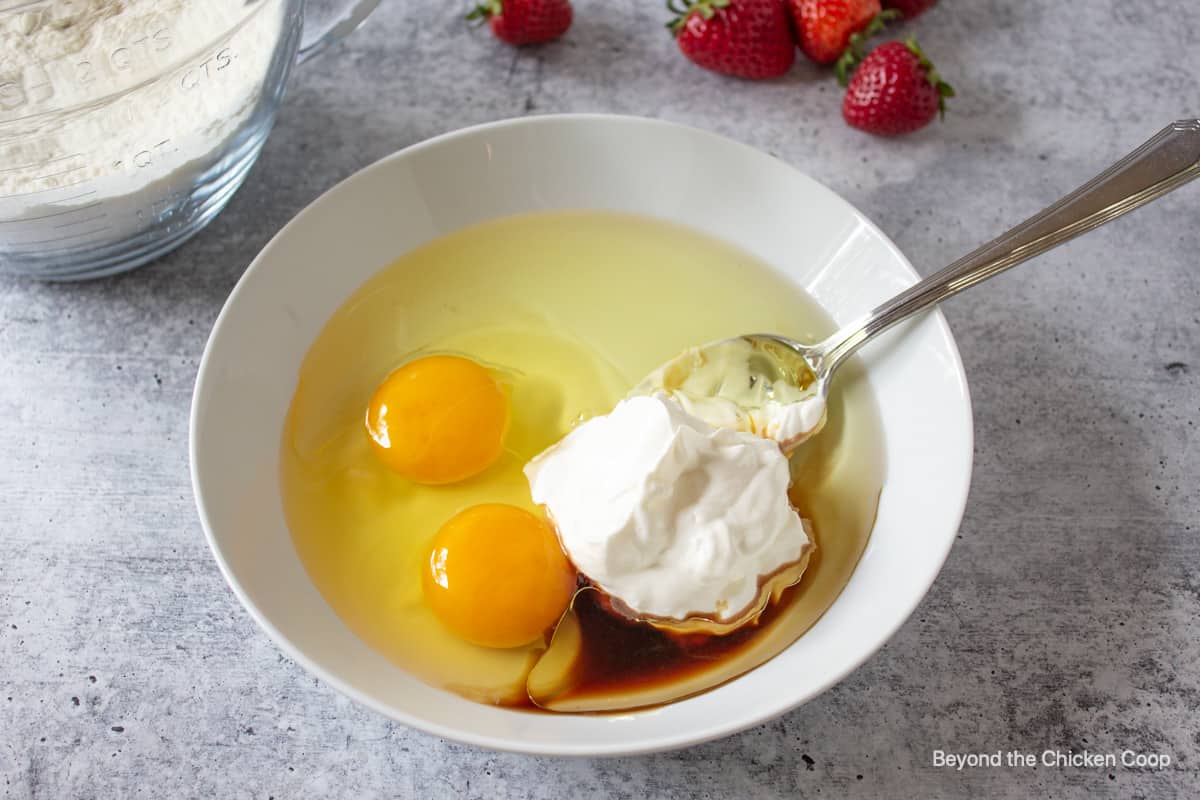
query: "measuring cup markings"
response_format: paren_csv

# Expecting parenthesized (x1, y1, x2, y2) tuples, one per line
(3, 48, 253, 155)
(0, 153, 82, 174)
(138, 190, 188, 218)
(110, 139, 179, 173)
(0, 24, 173, 114)
(0, 154, 90, 198)
(0, 66, 53, 111)
(29, 162, 83, 180)
(21, 224, 113, 248)
(68, 25, 173, 102)
(1, 175, 188, 242)
(1, 2, 182, 110)
(3, 0, 380, 278)
(180, 48, 236, 91)
(0, 198, 99, 224)
(2, 38, 258, 203)
(1, 0, 269, 122)
(52, 211, 107, 230)
(103, 26, 172, 69)
(3, 181, 91, 200)
(0, 65, 52, 113)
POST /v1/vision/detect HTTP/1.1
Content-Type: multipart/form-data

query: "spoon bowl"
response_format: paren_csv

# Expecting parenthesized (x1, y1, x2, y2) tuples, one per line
(631, 334, 827, 453)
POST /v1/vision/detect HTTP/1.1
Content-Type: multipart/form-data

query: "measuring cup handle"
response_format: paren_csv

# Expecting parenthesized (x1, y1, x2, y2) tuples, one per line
(296, 0, 382, 65)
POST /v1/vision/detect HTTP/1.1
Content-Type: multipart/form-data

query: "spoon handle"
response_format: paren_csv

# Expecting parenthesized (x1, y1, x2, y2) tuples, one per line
(817, 119, 1200, 376)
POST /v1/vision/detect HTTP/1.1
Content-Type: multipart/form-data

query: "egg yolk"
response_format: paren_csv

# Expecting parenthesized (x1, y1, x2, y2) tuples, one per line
(423, 504, 577, 649)
(365, 355, 507, 484)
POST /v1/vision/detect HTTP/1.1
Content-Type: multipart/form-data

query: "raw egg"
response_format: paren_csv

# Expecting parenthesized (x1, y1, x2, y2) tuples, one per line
(423, 503, 576, 649)
(365, 354, 508, 484)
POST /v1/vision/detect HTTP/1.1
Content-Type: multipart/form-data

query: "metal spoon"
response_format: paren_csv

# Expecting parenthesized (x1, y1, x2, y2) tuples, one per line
(639, 119, 1200, 437)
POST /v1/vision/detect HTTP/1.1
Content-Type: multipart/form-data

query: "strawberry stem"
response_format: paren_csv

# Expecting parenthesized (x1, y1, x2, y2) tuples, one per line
(835, 10, 901, 86)
(904, 37, 955, 118)
(666, 0, 729, 35)
(466, 0, 502, 23)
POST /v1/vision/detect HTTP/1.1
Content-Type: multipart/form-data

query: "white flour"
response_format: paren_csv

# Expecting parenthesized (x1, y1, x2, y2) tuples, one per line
(0, 0, 286, 243)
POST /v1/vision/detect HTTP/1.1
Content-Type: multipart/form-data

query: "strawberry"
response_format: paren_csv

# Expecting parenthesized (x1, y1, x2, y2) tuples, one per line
(789, 0, 882, 65)
(883, 0, 936, 18)
(468, 0, 572, 45)
(668, 0, 796, 80)
(842, 38, 954, 136)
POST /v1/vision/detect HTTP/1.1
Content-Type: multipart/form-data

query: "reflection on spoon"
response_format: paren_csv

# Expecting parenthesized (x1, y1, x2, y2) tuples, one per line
(630, 336, 826, 454)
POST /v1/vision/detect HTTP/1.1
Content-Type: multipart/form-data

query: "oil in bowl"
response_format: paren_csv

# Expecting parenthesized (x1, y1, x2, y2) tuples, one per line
(279, 211, 884, 710)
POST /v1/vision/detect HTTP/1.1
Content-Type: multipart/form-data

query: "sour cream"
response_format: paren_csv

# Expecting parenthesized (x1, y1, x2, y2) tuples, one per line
(525, 393, 813, 624)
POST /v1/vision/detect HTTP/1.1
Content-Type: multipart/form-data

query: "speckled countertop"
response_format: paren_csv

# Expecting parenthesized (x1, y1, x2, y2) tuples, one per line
(2, 1, 1198, 797)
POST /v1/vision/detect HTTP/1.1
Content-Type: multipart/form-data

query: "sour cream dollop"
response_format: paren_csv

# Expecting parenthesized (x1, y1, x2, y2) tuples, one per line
(524, 392, 813, 625)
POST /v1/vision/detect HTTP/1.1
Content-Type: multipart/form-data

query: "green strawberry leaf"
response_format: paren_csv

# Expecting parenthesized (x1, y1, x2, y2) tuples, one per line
(466, 0, 502, 23)
(666, 0, 729, 35)
(904, 38, 956, 118)
(836, 10, 902, 86)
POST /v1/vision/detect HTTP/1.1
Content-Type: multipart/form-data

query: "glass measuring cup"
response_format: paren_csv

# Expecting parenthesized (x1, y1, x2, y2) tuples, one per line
(0, 0, 380, 280)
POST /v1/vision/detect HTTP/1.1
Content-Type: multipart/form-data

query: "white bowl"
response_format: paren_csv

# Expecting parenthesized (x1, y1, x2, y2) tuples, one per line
(190, 114, 973, 756)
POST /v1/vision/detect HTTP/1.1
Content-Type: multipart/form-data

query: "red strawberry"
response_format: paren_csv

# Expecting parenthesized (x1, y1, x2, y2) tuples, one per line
(669, 0, 796, 80)
(789, 0, 881, 65)
(468, 0, 572, 45)
(883, 0, 936, 18)
(842, 38, 954, 136)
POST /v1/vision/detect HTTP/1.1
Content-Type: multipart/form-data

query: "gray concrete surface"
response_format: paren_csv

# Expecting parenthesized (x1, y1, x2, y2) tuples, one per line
(2, 0, 1199, 797)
